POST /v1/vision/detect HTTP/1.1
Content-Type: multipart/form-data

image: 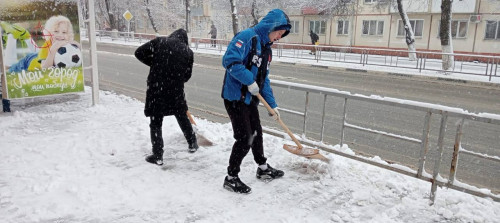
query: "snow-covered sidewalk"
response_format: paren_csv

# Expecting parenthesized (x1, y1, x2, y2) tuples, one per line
(1, 88, 499, 222)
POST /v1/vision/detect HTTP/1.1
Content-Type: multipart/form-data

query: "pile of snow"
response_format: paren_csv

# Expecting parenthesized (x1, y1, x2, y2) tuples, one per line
(1, 88, 499, 222)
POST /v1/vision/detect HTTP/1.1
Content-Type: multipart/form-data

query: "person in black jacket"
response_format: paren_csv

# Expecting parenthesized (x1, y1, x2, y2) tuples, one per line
(208, 24, 217, 47)
(309, 30, 319, 55)
(134, 28, 198, 166)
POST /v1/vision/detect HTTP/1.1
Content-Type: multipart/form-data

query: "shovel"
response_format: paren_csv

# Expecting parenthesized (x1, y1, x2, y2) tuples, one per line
(186, 110, 215, 147)
(256, 94, 329, 162)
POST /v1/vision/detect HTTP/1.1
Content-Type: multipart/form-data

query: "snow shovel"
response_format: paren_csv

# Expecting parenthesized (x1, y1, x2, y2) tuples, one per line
(256, 94, 329, 162)
(187, 110, 215, 147)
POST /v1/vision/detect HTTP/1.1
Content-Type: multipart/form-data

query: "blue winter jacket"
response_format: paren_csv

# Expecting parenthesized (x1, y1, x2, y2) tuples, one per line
(221, 9, 290, 108)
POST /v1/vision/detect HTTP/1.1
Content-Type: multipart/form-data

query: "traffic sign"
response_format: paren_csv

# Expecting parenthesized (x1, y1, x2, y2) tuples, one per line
(123, 10, 133, 21)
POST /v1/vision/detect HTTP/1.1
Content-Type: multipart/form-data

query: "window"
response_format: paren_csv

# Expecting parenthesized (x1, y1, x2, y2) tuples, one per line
(337, 20, 349, 35)
(362, 20, 384, 36)
(290, 21, 300, 34)
(451, 20, 468, 38)
(485, 21, 500, 40)
(364, 0, 377, 3)
(397, 19, 424, 37)
(310, 20, 326, 35)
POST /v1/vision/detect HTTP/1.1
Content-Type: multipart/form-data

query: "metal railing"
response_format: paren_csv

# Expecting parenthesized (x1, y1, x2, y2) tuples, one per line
(273, 44, 499, 82)
(191, 36, 499, 82)
(266, 79, 500, 203)
(81, 29, 500, 202)
(81, 29, 500, 81)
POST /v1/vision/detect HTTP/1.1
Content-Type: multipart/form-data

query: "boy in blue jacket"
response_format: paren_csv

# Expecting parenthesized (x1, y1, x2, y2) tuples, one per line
(221, 9, 291, 194)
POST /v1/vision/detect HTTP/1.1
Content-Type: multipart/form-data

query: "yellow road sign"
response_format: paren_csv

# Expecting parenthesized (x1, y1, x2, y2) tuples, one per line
(123, 10, 133, 21)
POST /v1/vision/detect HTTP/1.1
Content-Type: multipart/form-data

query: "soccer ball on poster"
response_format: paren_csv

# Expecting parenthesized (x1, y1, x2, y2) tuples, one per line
(54, 43, 82, 68)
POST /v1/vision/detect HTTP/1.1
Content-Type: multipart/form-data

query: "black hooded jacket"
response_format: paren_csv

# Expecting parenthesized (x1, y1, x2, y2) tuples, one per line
(135, 29, 193, 117)
(309, 30, 319, 44)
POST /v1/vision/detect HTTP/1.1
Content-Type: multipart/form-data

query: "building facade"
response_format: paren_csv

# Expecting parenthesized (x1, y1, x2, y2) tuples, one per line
(281, 0, 500, 55)
(132, 0, 500, 55)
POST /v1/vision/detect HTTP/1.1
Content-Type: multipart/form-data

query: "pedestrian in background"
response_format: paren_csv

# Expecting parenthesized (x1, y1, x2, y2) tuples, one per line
(208, 24, 217, 47)
(221, 9, 291, 194)
(309, 30, 319, 55)
(135, 28, 198, 166)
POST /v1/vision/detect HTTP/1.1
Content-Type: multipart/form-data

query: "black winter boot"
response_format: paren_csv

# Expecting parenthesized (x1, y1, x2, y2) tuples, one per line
(223, 176, 251, 194)
(256, 164, 284, 180)
(188, 141, 199, 153)
(145, 154, 163, 165)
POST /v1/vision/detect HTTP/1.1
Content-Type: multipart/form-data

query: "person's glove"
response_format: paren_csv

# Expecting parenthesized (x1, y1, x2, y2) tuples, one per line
(247, 82, 259, 95)
(269, 107, 280, 120)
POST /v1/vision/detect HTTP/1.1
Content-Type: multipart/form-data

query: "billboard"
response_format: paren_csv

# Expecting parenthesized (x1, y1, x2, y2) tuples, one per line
(0, 0, 83, 99)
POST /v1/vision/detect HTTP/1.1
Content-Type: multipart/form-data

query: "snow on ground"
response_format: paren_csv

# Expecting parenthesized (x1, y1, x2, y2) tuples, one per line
(1, 88, 499, 222)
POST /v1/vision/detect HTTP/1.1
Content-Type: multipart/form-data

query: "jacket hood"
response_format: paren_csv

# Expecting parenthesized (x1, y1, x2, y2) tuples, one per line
(254, 9, 291, 44)
(168, 28, 189, 45)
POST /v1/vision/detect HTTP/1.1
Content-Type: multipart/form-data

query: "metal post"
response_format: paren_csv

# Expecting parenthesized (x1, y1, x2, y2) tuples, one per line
(417, 111, 432, 177)
(418, 56, 422, 72)
(489, 57, 494, 80)
(302, 92, 310, 137)
(415, 53, 419, 69)
(449, 118, 464, 185)
(88, 0, 99, 105)
(340, 98, 348, 147)
(359, 51, 363, 64)
(430, 112, 448, 204)
(320, 94, 327, 142)
(485, 58, 489, 76)
(424, 54, 428, 70)
(495, 58, 498, 76)
(127, 21, 130, 40)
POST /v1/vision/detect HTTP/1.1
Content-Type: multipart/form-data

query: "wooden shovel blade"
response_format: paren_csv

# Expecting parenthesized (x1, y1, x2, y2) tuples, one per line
(187, 111, 214, 146)
(196, 133, 214, 147)
(283, 144, 329, 162)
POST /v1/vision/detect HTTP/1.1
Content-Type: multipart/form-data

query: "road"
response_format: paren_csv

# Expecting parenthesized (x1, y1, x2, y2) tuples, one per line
(82, 42, 500, 194)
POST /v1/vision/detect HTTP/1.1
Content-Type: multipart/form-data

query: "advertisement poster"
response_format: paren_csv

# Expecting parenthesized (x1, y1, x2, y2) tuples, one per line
(0, 0, 83, 99)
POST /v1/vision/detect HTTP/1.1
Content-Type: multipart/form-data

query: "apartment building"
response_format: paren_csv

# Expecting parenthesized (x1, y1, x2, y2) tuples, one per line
(283, 0, 500, 55)
(133, 0, 500, 55)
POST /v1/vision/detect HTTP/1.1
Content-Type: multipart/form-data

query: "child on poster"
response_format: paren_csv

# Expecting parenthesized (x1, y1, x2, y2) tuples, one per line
(1, 15, 81, 73)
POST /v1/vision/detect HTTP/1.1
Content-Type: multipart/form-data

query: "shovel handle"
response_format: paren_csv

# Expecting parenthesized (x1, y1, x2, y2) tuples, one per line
(256, 94, 303, 149)
(186, 110, 197, 125)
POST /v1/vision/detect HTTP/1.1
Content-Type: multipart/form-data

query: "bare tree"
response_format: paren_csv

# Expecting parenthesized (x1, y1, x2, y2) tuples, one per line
(137, 0, 185, 34)
(440, 0, 454, 72)
(186, 0, 191, 33)
(229, 0, 239, 35)
(250, 0, 259, 26)
(295, 0, 357, 17)
(144, 0, 159, 33)
(104, 0, 117, 30)
(396, 0, 416, 60)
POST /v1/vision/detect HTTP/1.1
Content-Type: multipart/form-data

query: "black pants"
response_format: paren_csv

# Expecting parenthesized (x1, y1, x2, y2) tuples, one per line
(210, 38, 216, 47)
(2, 99, 10, 112)
(224, 99, 267, 177)
(150, 113, 196, 156)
